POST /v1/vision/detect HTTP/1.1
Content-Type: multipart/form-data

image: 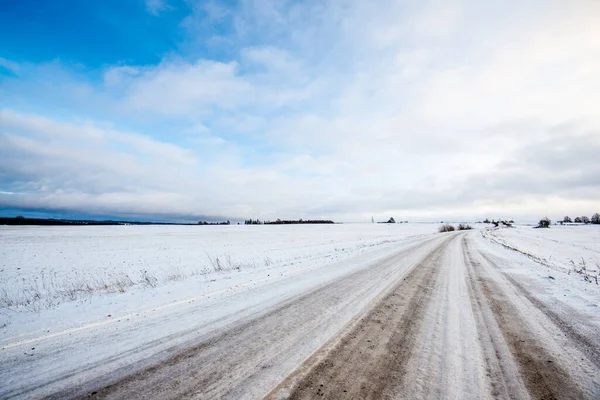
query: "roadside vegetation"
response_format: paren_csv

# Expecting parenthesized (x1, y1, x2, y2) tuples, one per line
(0, 253, 266, 312)
(438, 224, 455, 233)
(438, 223, 473, 233)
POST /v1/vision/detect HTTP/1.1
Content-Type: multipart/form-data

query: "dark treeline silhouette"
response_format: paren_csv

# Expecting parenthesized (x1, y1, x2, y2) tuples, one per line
(1, 216, 234, 226)
(482, 213, 600, 227)
(0, 216, 200, 226)
(265, 219, 334, 225)
(244, 218, 334, 225)
(559, 214, 599, 225)
(482, 219, 514, 226)
(1, 216, 123, 226)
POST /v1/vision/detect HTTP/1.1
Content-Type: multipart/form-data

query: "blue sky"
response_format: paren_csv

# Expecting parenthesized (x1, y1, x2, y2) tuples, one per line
(0, 1, 188, 66)
(1, 0, 599, 222)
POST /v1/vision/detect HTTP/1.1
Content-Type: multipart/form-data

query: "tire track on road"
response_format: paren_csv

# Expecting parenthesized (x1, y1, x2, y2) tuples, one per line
(55, 236, 445, 400)
(463, 236, 587, 399)
(478, 250, 600, 369)
(270, 234, 457, 399)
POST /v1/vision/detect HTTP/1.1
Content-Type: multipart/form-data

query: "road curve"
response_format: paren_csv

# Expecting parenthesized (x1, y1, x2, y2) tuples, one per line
(8, 231, 599, 399)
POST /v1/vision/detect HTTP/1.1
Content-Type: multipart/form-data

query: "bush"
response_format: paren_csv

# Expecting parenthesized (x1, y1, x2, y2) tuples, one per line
(457, 223, 472, 230)
(592, 213, 600, 224)
(537, 217, 551, 228)
(438, 224, 456, 233)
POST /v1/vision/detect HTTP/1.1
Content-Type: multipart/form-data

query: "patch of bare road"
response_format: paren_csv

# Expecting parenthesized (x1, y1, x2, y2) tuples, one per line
(33, 232, 600, 399)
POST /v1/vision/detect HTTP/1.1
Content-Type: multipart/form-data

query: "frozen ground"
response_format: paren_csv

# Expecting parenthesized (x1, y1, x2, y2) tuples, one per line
(1, 224, 599, 399)
(483, 224, 600, 280)
(0, 224, 434, 312)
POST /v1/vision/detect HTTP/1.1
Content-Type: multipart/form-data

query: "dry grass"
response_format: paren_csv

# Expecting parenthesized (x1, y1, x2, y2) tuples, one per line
(438, 224, 456, 233)
(2, 253, 267, 312)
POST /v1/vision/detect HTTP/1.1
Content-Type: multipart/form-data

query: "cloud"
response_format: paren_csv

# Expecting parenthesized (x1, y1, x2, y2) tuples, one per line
(145, 0, 170, 16)
(112, 60, 253, 116)
(0, 58, 20, 75)
(2, 0, 600, 221)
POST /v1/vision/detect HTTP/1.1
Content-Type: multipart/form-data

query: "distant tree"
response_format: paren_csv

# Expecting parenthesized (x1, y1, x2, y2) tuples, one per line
(537, 217, 551, 228)
(574, 216, 582, 223)
(592, 213, 600, 224)
(483, 218, 491, 224)
(15, 215, 25, 220)
(563, 216, 572, 223)
(581, 216, 590, 224)
(388, 217, 395, 223)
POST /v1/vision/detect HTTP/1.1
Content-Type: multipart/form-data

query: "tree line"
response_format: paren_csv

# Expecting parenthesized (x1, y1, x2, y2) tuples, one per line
(559, 214, 600, 224)
(538, 213, 600, 228)
(244, 218, 334, 225)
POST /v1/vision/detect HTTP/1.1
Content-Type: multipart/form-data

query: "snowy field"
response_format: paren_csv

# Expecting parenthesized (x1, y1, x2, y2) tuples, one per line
(1, 223, 599, 399)
(483, 224, 600, 281)
(0, 224, 437, 312)
(0, 223, 436, 320)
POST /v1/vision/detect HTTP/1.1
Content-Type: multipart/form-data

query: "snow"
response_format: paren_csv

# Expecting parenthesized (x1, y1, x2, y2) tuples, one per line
(477, 225, 600, 329)
(0, 224, 435, 312)
(482, 224, 600, 277)
(1, 223, 441, 398)
(1, 223, 599, 398)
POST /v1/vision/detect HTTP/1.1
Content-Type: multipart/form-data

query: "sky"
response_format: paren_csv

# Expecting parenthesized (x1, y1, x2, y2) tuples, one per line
(1, 0, 599, 223)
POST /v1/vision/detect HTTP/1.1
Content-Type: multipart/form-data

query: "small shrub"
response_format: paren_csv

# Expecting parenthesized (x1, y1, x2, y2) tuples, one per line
(206, 253, 224, 272)
(457, 223, 472, 230)
(537, 217, 551, 228)
(438, 224, 456, 233)
(139, 270, 158, 288)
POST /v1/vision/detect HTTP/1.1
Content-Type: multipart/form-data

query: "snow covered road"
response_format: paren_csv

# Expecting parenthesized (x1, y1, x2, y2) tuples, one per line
(274, 232, 600, 399)
(1, 227, 599, 399)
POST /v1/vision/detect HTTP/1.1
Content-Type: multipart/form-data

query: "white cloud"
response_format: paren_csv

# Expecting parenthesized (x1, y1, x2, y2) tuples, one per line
(2, 0, 600, 221)
(115, 60, 253, 116)
(145, 0, 169, 16)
